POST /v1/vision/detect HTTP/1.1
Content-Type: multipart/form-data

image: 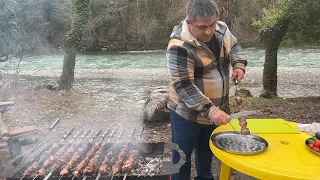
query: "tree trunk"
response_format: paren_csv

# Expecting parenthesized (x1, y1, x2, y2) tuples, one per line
(58, 44, 76, 90)
(43, 0, 54, 49)
(217, 0, 231, 28)
(262, 44, 278, 97)
(117, 0, 124, 35)
(260, 18, 289, 98)
(58, 0, 91, 91)
(136, 0, 141, 44)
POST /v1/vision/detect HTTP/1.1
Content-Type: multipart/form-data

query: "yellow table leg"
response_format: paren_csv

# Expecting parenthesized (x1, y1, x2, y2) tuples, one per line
(220, 162, 231, 180)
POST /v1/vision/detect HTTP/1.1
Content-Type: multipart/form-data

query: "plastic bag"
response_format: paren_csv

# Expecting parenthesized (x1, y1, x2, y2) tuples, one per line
(297, 123, 320, 136)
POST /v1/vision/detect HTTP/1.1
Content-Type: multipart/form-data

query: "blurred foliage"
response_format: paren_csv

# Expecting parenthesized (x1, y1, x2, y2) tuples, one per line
(65, 0, 91, 46)
(0, 1, 19, 56)
(1, 0, 319, 52)
(252, 0, 320, 45)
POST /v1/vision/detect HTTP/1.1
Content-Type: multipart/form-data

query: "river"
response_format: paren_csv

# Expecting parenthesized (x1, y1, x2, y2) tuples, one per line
(5, 47, 320, 104)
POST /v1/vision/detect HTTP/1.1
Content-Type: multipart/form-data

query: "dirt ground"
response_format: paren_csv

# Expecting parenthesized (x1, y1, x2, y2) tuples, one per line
(0, 75, 319, 180)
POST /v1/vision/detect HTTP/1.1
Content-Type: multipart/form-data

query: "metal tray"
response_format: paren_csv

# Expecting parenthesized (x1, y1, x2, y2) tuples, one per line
(211, 131, 268, 155)
(305, 138, 320, 157)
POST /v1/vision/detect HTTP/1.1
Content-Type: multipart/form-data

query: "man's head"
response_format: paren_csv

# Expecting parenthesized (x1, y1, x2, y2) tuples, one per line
(186, 0, 219, 43)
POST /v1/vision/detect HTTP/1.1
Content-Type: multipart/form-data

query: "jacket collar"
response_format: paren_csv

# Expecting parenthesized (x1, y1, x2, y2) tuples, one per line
(170, 19, 227, 48)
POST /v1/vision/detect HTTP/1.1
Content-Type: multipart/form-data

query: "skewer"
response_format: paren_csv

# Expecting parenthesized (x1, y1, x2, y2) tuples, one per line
(123, 173, 128, 180)
(111, 128, 136, 180)
(81, 127, 118, 180)
(20, 128, 75, 179)
(95, 129, 125, 180)
(72, 129, 109, 177)
(58, 175, 64, 180)
(43, 130, 90, 180)
(79, 129, 112, 180)
(95, 172, 101, 180)
(19, 118, 60, 165)
(122, 127, 144, 180)
(58, 130, 100, 177)
(32, 174, 39, 180)
(60, 128, 75, 143)
(42, 171, 52, 180)
(19, 175, 26, 180)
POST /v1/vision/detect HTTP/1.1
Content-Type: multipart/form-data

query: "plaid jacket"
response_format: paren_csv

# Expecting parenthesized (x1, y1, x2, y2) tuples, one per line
(166, 20, 247, 125)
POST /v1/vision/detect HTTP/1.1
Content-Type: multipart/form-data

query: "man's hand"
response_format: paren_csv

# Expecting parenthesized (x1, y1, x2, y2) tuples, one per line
(209, 110, 230, 125)
(231, 69, 245, 82)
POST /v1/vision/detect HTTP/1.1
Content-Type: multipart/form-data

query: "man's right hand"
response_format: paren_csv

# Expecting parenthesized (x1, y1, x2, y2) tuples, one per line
(209, 109, 230, 125)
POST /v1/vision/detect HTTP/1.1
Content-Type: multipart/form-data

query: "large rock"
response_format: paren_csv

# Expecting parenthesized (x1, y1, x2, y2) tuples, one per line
(143, 87, 170, 122)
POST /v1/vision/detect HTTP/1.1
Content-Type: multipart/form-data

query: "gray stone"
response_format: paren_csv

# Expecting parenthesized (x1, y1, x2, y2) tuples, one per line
(143, 87, 170, 122)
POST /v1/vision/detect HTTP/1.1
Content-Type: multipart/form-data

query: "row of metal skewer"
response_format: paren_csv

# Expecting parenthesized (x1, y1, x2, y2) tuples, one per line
(19, 126, 144, 180)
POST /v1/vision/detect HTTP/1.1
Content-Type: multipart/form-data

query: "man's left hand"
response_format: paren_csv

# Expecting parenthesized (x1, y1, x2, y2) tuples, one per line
(231, 69, 245, 81)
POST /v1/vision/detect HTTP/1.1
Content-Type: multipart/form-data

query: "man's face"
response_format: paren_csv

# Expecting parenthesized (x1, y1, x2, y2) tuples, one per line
(187, 15, 218, 43)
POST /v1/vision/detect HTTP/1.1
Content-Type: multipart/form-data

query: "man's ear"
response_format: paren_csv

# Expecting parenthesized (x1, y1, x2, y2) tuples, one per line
(186, 19, 191, 24)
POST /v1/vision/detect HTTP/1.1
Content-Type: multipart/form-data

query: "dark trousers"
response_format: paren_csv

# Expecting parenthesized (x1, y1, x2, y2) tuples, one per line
(170, 111, 217, 180)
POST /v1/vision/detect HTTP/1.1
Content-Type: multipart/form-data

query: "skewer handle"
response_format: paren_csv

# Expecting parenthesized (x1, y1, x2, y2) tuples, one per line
(137, 127, 144, 139)
(77, 130, 91, 144)
(117, 129, 125, 142)
(61, 128, 74, 142)
(89, 130, 102, 143)
(19, 119, 61, 165)
(94, 173, 101, 180)
(48, 118, 60, 131)
(122, 173, 128, 180)
(127, 128, 136, 142)
(102, 129, 110, 138)
(42, 171, 52, 180)
(110, 126, 119, 137)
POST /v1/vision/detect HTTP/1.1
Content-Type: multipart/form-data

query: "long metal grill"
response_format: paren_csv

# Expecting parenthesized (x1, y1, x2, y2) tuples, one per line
(1, 127, 185, 180)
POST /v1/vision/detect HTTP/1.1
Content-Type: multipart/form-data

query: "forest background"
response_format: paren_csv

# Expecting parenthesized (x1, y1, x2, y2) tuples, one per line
(1, 0, 299, 54)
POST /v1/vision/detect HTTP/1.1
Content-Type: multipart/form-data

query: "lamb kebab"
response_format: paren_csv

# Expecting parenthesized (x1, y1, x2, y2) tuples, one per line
(234, 79, 250, 135)
(72, 129, 110, 177)
(59, 130, 102, 177)
(32, 130, 87, 179)
(42, 129, 92, 180)
(122, 127, 144, 180)
(19, 128, 74, 180)
(81, 127, 119, 180)
(110, 128, 136, 180)
(95, 129, 125, 180)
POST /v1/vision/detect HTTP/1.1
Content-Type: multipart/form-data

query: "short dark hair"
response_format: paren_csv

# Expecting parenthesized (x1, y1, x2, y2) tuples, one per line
(186, 0, 219, 23)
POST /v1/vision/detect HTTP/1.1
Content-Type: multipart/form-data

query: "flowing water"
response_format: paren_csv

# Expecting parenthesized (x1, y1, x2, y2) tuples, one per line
(15, 47, 320, 70)
(4, 47, 320, 108)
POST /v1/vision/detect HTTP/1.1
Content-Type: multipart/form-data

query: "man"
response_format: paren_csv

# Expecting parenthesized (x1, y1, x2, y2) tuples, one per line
(166, 0, 247, 179)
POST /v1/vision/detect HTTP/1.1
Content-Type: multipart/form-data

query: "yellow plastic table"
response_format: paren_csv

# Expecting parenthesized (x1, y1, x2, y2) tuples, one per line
(209, 122, 320, 180)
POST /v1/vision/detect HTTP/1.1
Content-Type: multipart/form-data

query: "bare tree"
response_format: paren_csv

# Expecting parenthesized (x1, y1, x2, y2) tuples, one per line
(58, 0, 91, 90)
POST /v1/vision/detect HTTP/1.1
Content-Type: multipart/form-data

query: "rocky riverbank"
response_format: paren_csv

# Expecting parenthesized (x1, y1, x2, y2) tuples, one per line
(0, 66, 319, 180)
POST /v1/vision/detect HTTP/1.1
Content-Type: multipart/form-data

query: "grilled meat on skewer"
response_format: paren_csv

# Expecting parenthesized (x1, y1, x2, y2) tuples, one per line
(112, 146, 127, 174)
(22, 129, 75, 177)
(22, 142, 60, 177)
(111, 129, 136, 176)
(60, 146, 86, 175)
(73, 142, 100, 176)
(83, 142, 107, 174)
(235, 95, 250, 135)
(82, 128, 116, 176)
(42, 130, 91, 180)
(99, 146, 116, 173)
(98, 129, 125, 176)
(121, 150, 138, 172)
(59, 130, 102, 176)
